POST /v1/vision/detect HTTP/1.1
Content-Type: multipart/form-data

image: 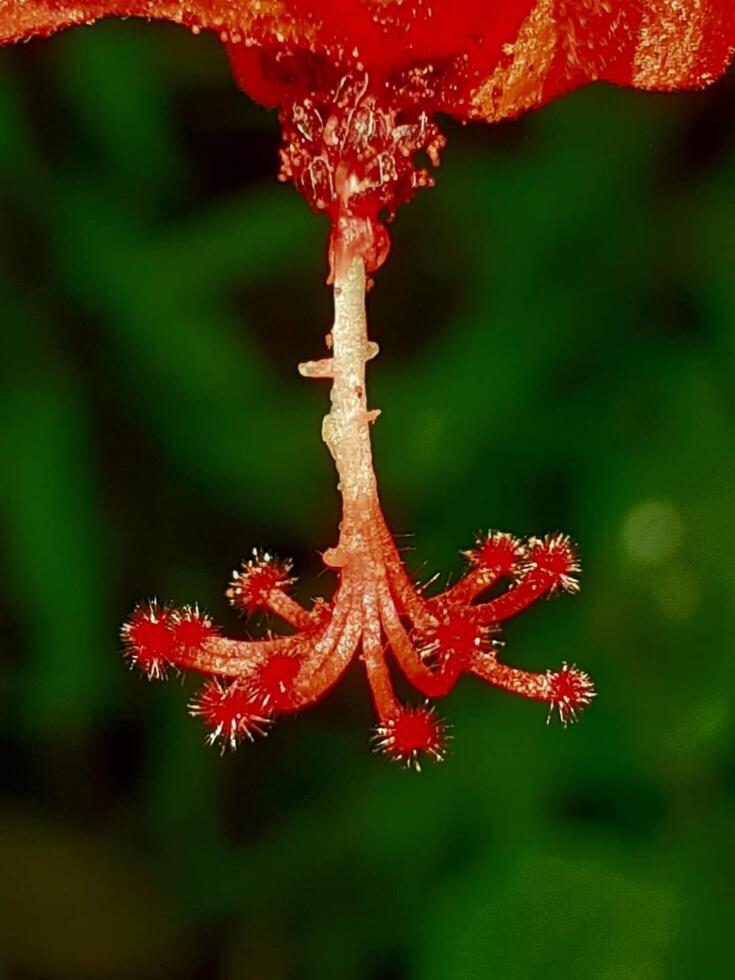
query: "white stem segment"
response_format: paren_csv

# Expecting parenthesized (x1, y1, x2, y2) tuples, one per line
(301, 257, 382, 569)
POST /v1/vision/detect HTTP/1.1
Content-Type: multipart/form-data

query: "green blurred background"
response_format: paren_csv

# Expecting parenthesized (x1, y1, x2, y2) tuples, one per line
(1, 20, 734, 980)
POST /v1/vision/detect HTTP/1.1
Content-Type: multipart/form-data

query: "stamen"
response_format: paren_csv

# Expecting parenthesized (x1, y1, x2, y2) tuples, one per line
(227, 550, 298, 615)
(246, 653, 302, 712)
(433, 531, 525, 610)
(121, 599, 172, 680)
(471, 656, 596, 725)
(189, 679, 272, 751)
(373, 705, 448, 771)
(169, 604, 219, 651)
(472, 534, 581, 624)
(545, 663, 596, 727)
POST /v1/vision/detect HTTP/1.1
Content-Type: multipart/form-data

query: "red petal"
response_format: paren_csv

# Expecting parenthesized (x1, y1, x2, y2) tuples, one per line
(3, 2, 732, 121)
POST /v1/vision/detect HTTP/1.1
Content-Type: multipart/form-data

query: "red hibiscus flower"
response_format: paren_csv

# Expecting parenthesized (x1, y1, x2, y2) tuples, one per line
(3, 1, 733, 765)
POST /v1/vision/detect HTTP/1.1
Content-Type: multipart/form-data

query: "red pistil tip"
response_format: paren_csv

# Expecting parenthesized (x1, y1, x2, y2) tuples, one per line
(524, 533, 581, 594)
(467, 530, 525, 575)
(546, 663, 596, 727)
(227, 549, 295, 614)
(169, 604, 218, 650)
(374, 706, 448, 771)
(419, 613, 495, 670)
(248, 653, 302, 712)
(189, 679, 271, 751)
(121, 599, 172, 680)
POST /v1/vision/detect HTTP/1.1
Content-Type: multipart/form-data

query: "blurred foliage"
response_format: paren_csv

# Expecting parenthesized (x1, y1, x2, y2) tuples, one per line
(1, 19, 735, 980)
